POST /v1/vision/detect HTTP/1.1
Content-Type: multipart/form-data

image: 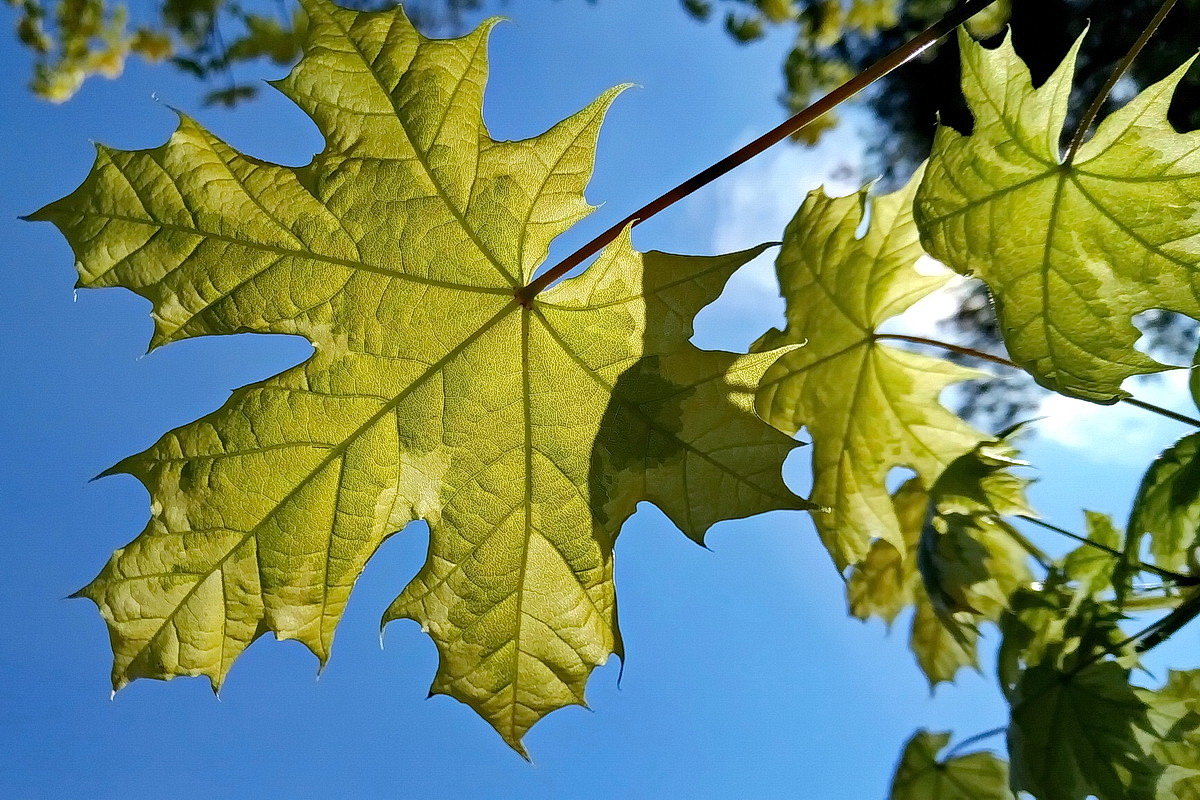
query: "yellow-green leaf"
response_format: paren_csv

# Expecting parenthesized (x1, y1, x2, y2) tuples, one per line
(1129, 432, 1200, 575)
(1063, 510, 1122, 607)
(1139, 670, 1200, 799)
(916, 30, 1200, 403)
(889, 729, 1013, 800)
(754, 169, 985, 568)
(847, 479, 925, 624)
(32, 0, 810, 752)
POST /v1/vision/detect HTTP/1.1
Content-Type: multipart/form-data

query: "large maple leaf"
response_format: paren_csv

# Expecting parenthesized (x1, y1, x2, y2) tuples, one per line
(31, 0, 809, 751)
(915, 30, 1200, 403)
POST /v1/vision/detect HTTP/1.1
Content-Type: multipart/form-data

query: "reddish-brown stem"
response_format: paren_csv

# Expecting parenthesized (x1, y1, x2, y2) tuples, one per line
(875, 333, 1200, 429)
(1062, 0, 1181, 165)
(515, 0, 1000, 304)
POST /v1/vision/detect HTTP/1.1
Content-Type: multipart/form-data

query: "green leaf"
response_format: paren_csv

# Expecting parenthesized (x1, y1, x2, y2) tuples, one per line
(919, 513, 1030, 623)
(1008, 661, 1159, 800)
(915, 29, 1200, 403)
(917, 431, 1035, 627)
(754, 169, 984, 568)
(32, 0, 811, 752)
(847, 478, 924, 624)
(1139, 670, 1200, 799)
(850, 481, 982, 687)
(889, 729, 1012, 800)
(998, 583, 1127, 698)
(1063, 510, 1122, 606)
(909, 598, 979, 688)
(1129, 432, 1200, 575)
(226, 14, 303, 66)
(929, 430, 1033, 519)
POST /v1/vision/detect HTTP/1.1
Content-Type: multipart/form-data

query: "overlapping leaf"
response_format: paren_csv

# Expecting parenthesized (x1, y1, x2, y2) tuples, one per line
(848, 435, 1033, 686)
(1128, 360, 1200, 579)
(1009, 662, 1159, 800)
(1002, 579, 1200, 799)
(754, 169, 984, 568)
(888, 729, 1012, 800)
(1129, 434, 1200, 575)
(1139, 670, 1200, 799)
(32, 0, 811, 751)
(916, 30, 1200, 403)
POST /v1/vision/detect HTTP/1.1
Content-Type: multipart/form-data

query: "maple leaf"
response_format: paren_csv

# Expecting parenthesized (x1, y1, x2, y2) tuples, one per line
(915, 29, 1200, 403)
(1138, 670, 1200, 799)
(30, 0, 810, 752)
(1008, 662, 1160, 800)
(1128, 433, 1200, 575)
(888, 729, 1012, 800)
(753, 168, 984, 568)
(1062, 511, 1122, 607)
(1128, 361, 1200, 579)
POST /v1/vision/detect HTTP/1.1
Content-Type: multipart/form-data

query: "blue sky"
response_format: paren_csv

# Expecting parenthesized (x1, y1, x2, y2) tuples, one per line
(1, 1, 1197, 797)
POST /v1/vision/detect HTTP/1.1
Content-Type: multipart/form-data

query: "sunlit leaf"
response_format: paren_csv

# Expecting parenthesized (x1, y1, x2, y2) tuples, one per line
(889, 729, 1012, 800)
(916, 30, 1200, 403)
(755, 168, 984, 568)
(32, 0, 811, 752)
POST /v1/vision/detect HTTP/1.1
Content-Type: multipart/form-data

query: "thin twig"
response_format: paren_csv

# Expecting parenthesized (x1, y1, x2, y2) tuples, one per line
(1133, 587, 1200, 652)
(875, 333, 1200, 428)
(1071, 589, 1200, 673)
(1018, 515, 1199, 586)
(1002, 525, 1054, 572)
(1119, 396, 1200, 428)
(1062, 0, 1181, 164)
(515, 0, 1001, 303)
(944, 727, 1007, 759)
(876, 333, 1019, 370)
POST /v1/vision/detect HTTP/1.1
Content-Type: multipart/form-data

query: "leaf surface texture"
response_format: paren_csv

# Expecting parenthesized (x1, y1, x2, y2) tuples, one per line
(916, 31, 1200, 402)
(33, 0, 810, 750)
(754, 170, 984, 567)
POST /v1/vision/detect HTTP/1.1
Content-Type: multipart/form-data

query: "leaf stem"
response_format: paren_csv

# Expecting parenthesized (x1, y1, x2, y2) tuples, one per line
(1062, 0, 1181, 165)
(875, 333, 1200, 428)
(1132, 587, 1200, 653)
(515, 0, 1001, 304)
(876, 333, 1018, 370)
(943, 726, 1007, 758)
(1003, 525, 1054, 572)
(1017, 514, 1199, 586)
(1072, 588, 1200, 672)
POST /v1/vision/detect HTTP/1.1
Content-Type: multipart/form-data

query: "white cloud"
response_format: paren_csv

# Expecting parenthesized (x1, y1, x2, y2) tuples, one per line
(701, 112, 871, 305)
(1034, 368, 1195, 464)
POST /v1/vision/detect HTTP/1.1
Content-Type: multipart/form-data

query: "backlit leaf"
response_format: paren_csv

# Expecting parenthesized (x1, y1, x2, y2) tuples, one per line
(916, 30, 1200, 403)
(849, 433, 1033, 686)
(754, 168, 984, 568)
(889, 729, 1012, 800)
(1008, 661, 1158, 800)
(32, 0, 810, 752)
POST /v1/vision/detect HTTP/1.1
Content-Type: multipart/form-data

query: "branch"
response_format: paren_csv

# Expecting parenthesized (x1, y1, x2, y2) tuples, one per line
(943, 727, 1006, 759)
(1062, 0, 1181, 164)
(516, 0, 1002, 303)
(875, 333, 1200, 428)
(1018, 515, 1199, 586)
